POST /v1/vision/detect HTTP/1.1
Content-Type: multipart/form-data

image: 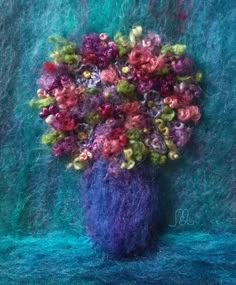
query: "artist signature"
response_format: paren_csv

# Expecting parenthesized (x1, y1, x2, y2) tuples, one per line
(168, 208, 195, 227)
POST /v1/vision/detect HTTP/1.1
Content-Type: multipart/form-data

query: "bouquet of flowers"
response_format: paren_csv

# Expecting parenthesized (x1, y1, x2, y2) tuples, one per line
(31, 26, 202, 256)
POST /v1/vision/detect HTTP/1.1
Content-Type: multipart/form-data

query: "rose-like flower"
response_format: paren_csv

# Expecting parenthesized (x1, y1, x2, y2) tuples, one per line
(128, 47, 164, 74)
(52, 113, 76, 131)
(164, 93, 193, 108)
(54, 84, 81, 109)
(142, 90, 164, 118)
(128, 47, 152, 66)
(100, 65, 119, 84)
(125, 114, 145, 129)
(178, 105, 201, 122)
(189, 106, 201, 122)
(122, 101, 141, 114)
(102, 138, 123, 158)
(139, 55, 165, 74)
(76, 64, 101, 88)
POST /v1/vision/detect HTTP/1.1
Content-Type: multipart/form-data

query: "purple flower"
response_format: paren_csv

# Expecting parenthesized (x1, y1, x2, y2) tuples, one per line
(142, 90, 164, 118)
(145, 132, 167, 153)
(170, 121, 192, 147)
(114, 61, 134, 80)
(173, 82, 201, 98)
(81, 33, 101, 54)
(52, 136, 77, 156)
(39, 105, 59, 119)
(155, 74, 175, 96)
(37, 72, 61, 92)
(81, 34, 117, 68)
(138, 32, 161, 51)
(76, 64, 101, 88)
(171, 56, 194, 75)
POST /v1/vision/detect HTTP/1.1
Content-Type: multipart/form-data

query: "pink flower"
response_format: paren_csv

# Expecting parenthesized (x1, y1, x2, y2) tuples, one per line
(79, 149, 93, 161)
(100, 66, 119, 84)
(178, 108, 191, 122)
(99, 33, 108, 41)
(53, 113, 76, 131)
(54, 84, 82, 109)
(125, 114, 145, 129)
(178, 106, 201, 122)
(128, 47, 152, 66)
(128, 47, 165, 74)
(189, 106, 201, 122)
(102, 138, 123, 158)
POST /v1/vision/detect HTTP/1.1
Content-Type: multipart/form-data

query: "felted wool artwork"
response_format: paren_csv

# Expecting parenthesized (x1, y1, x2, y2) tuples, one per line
(31, 26, 202, 256)
(0, 0, 235, 284)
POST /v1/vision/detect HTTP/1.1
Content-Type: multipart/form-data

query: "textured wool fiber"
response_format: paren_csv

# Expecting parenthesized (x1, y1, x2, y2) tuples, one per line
(82, 160, 160, 256)
(0, 0, 235, 284)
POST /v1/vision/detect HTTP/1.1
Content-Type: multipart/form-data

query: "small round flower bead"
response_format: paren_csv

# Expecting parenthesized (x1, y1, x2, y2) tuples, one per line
(99, 33, 108, 41)
(37, 89, 48, 99)
(45, 114, 54, 125)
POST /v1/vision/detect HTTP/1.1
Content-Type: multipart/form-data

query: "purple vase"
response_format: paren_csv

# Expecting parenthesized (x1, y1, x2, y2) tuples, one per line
(82, 159, 160, 257)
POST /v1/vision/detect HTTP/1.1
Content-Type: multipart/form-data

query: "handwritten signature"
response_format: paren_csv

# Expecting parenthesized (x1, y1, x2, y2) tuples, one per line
(168, 208, 195, 227)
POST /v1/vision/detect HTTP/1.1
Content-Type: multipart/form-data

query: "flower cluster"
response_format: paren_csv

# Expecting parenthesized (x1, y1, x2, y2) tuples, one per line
(31, 26, 202, 172)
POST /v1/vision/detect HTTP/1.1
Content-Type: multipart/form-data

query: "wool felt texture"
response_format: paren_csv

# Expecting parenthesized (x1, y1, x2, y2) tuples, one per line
(0, 0, 235, 284)
(82, 160, 160, 256)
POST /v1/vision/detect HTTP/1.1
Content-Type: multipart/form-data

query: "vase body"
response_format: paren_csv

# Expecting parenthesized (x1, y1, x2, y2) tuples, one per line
(82, 160, 160, 257)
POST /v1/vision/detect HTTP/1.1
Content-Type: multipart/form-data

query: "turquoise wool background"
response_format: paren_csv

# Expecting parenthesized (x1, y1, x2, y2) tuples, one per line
(0, 0, 235, 284)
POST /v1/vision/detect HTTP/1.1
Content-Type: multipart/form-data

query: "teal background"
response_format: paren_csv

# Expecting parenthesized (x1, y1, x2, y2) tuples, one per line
(0, 0, 235, 284)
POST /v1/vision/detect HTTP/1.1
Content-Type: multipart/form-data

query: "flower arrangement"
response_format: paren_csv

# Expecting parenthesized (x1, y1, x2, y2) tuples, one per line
(31, 26, 202, 173)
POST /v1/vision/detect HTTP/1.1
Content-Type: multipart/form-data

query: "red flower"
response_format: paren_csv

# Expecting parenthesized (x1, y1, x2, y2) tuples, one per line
(98, 104, 113, 117)
(43, 62, 56, 73)
(82, 53, 98, 64)
(122, 101, 141, 114)
(164, 93, 193, 108)
(128, 47, 151, 66)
